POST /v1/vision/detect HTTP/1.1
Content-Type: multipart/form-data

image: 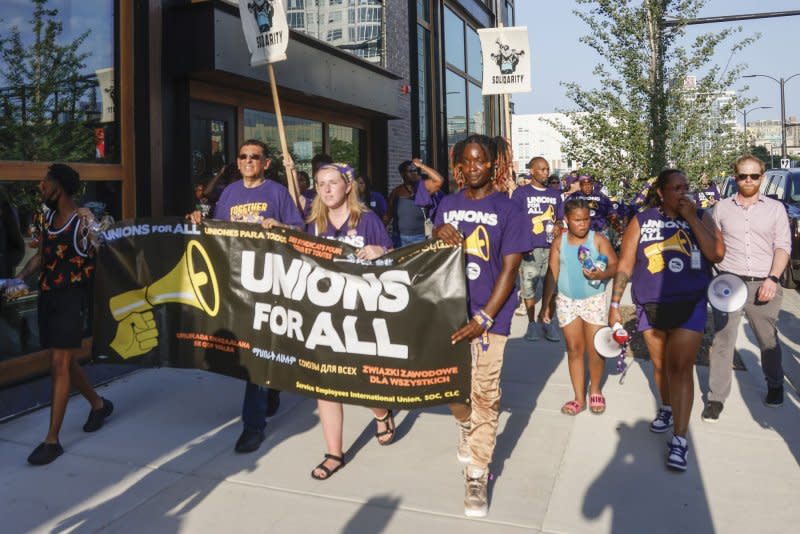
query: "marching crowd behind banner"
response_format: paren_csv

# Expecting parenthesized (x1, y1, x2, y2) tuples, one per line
(92, 218, 471, 409)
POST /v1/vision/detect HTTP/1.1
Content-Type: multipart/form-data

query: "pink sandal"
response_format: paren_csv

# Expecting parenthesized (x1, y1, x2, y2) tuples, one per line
(589, 393, 606, 414)
(561, 400, 584, 416)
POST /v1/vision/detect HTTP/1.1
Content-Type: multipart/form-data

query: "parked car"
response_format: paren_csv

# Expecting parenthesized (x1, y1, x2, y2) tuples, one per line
(717, 169, 800, 288)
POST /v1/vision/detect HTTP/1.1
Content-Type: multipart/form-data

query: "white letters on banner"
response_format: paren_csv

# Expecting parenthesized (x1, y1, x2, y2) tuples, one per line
(478, 27, 531, 95)
(238, 0, 290, 66)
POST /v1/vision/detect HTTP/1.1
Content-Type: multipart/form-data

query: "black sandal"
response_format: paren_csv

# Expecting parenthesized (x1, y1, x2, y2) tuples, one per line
(310, 453, 345, 480)
(374, 409, 396, 446)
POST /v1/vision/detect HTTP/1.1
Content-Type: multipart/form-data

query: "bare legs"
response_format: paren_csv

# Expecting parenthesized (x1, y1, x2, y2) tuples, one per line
(562, 318, 606, 406)
(312, 400, 392, 477)
(642, 328, 703, 437)
(44, 349, 102, 444)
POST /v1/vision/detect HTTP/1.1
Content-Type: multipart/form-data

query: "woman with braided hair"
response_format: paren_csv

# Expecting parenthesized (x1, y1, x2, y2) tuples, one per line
(434, 134, 531, 517)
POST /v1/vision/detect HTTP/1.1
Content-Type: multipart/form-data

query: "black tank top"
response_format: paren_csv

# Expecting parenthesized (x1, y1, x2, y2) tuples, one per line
(39, 211, 94, 291)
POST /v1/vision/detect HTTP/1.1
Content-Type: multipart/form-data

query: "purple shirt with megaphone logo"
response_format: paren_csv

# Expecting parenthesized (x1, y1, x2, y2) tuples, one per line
(434, 190, 531, 335)
(631, 207, 711, 305)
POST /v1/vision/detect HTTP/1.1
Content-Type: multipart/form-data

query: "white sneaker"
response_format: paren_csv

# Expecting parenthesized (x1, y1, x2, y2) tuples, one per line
(457, 421, 472, 464)
(524, 322, 540, 341)
(464, 467, 488, 517)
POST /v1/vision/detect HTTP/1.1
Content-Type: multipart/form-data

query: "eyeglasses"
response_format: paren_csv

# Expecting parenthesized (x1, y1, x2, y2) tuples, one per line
(735, 173, 761, 181)
(238, 153, 262, 161)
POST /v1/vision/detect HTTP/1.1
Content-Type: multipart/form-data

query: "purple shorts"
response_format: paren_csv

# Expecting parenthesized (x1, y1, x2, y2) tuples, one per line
(635, 298, 707, 333)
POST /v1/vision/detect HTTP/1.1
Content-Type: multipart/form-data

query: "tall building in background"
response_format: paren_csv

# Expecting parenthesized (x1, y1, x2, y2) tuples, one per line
(511, 113, 577, 176)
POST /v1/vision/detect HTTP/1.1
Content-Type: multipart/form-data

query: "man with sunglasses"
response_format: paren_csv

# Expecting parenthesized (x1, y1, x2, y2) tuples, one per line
(703, 155, 792, 421)
(191, 139, 304, 453)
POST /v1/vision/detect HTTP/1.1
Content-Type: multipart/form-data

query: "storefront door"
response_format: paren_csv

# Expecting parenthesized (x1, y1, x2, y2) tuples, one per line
(190, 101, 236, 203)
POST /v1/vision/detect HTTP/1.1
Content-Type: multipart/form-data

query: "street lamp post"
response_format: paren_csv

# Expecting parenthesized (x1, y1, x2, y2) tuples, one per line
(743, 73, 800, 159)
(736, 105, 772, 149)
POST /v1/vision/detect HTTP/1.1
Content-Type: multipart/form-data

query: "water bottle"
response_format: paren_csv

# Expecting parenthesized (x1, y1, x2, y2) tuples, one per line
(589, 254, 608, 288)
(545, 221, 555, 244)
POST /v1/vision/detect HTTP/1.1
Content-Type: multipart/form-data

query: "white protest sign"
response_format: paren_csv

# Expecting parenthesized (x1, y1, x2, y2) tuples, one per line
(238, 0, 289, 66)
(478, 27, 531, 95)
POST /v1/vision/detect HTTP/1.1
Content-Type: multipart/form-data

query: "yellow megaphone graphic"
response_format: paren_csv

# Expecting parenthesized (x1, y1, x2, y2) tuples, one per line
(108, 239, 220, 359)
(643, 230, 691, 274)
(531, 204, 555, 235)
(464, 225, 490, 261)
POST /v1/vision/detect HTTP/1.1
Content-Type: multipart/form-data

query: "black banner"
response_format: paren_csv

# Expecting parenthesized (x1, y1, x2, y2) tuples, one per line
(92, 218, 470, 408)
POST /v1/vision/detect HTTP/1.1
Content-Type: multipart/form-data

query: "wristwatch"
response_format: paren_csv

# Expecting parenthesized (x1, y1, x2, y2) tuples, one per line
(767, 274, 780, 284)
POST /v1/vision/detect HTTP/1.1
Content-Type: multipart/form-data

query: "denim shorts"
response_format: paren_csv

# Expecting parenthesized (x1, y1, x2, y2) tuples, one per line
(518, 248, 550, 299)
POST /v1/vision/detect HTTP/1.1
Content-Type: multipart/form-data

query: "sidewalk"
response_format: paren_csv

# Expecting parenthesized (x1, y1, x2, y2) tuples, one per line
(1, 291, 798, 533)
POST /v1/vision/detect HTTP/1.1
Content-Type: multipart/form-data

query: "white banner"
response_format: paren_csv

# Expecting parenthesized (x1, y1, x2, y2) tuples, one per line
(478, 27, 531, 95)
(95, 67, 115, 123)
(238, 0, 289, 66)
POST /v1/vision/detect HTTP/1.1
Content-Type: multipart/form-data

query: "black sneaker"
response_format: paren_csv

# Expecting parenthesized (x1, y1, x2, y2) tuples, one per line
(265, 388, 281, 417)
(27, 442, 64, 465)
(765, 386, 784, 407)
(701, 401, 723, 423)
(234, 429, 265, 453)
(83, 398, 114, 432)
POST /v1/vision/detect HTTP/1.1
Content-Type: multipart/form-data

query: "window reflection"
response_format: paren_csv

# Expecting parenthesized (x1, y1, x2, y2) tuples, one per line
(446, 70, 467, 148)
(329, 125, 360, 168)
(466, 26, 482, 82)
(244, 109, 323, 177)
(286, 0, 384, 64)
(0, 177, 120, 360)
(0, 0, 117, 163)
(444, 7, 465, 71)
(468, 82, 485, 135)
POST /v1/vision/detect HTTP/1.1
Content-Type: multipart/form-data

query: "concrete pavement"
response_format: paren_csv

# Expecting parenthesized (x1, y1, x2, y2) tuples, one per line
(1, 290, 798, 533)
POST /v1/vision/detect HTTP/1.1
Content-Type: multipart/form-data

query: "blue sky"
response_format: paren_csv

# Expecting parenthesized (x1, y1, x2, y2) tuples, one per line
(514, 0, 800, 123)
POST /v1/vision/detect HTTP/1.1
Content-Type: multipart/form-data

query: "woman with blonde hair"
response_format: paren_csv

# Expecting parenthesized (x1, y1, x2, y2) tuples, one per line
(306, 163, 396, 480)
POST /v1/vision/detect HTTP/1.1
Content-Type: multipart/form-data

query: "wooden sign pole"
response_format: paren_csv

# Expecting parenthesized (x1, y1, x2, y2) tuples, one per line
(267, 63, 301, 211)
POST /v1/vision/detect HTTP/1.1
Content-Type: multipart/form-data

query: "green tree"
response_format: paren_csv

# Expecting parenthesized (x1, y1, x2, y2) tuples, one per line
(330, 138, 359, 168)
(0, 0, 95, 161)
(748, 145, 772, 168)
(549, 0, 756, 194)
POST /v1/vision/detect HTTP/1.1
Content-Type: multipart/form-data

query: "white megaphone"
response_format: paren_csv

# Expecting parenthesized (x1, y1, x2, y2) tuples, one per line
(594, 322, 629, 358)
(707, 273, 747, 313)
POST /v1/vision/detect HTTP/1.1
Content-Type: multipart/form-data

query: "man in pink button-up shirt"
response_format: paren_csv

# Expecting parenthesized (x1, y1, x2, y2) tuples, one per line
(703, 155, 792, 421)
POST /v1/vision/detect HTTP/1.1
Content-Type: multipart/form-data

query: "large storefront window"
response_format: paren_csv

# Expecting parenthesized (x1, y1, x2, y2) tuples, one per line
(244, 109, 323, 176)
(284, 0, 384, 65)
(0, 0, 118, 164)
(444, 5, 485, 149)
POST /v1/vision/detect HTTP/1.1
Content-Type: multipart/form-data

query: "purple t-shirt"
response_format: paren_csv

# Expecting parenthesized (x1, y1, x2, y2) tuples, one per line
(307, 210, 392, 250)
(435, 190, 532, 335)
(696, 184, 720, 209)
(631, 207, 711, 304)
(511, 184, 564, 249)
(366, 191, 388, 220)
(213, 179, 304, 228)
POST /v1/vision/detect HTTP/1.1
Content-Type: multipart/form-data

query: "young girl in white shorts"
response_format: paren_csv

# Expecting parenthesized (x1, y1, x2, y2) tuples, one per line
(540, 199, 618, 415)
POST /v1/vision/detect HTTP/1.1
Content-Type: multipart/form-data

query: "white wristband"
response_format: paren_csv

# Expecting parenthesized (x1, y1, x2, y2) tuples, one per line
(610, 302, 620, 309)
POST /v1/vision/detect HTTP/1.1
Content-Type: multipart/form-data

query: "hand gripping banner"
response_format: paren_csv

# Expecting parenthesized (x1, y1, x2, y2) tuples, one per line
(92, 218, 470, 409)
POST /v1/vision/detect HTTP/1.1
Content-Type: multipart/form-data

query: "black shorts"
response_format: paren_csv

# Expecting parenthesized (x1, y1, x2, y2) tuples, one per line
(37, 286, 92, 349)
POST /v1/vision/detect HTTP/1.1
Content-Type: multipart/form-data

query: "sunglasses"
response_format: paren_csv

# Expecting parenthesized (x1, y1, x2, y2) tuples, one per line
(735, 173, 761, 181)
(238, 153, 262, 161)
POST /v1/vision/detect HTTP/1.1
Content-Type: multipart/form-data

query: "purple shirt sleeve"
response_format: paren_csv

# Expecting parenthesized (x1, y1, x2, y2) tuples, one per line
(414, 181, 433, 208)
